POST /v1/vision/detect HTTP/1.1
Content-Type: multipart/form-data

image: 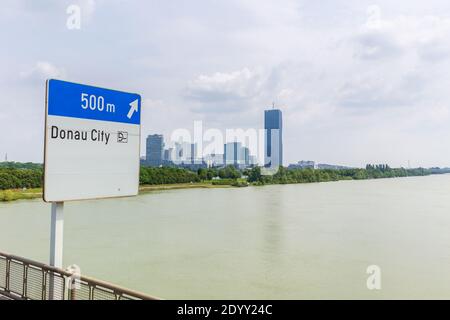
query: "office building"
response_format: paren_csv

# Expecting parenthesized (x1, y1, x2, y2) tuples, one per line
(164, 147, 174, 162)
(264, 108, 283, 168)
(146, 134, 164, 167)
(173, 142, 192, 165)
(224, 142, 240, 167)
(224, 142, 251, 168)
(243, 146, 250, 166)
(190, 143, 203, 164)
(204, 153, 224, 167)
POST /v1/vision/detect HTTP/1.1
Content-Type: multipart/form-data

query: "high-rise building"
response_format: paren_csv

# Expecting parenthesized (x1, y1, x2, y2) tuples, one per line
(146, 134, 164, 167)
(224, 142, 251, 168)
(264, 109, 283, 168)
(243, 147, 250, 166)
(204, 153, 224, 167)
(173, 142, 192, 164)
(164, 148, 174, 162)
(190, 143, 200, 164)
(224, 142, 242, 167)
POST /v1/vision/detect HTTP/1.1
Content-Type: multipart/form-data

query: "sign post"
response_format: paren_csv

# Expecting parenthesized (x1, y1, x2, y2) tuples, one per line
(43, 79, 141, 281)
(49, 202, 64, 299)
(49, 202, 64, 268)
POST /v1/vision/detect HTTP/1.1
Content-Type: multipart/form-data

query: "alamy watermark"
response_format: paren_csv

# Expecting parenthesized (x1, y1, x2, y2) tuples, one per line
(66, 264, 81, 290)
(366, 265, 382, 290)
(166, 120, 282, 174)
(66, 5, 81, 30)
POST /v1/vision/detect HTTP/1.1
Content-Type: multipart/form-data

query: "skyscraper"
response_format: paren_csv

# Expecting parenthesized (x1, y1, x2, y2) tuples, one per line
(146, 134, 164, 167)
(164, 148, 173, 162)
(224, 142, 250, 168)
(224, 142, 246, 167)
(173, 141, 192, 164)
(224, 142, 240, 167)
(264, 109, 283, 168)
(243, 146, 250, 166)
(190, 143, 198, 164)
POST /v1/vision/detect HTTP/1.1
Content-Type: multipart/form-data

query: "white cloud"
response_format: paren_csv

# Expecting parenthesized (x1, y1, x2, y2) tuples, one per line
(186, 67, 268, 103)
(20, 61, 66, 81)
(338, 5, 450, 112)
(353, 5, 450, 61)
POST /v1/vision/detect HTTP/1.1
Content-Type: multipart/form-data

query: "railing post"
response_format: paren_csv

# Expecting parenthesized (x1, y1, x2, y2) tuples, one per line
(68, 287, 76, 300)
(68, 277, 77, 300)
(42, 271, 47, 300)
(5, 258, 10, 292)
(23, 264, 28, 299)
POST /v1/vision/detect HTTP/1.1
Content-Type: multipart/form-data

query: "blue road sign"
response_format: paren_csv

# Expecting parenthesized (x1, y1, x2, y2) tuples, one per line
(44, 79, 142, 202)
(47, 79, 141, 125)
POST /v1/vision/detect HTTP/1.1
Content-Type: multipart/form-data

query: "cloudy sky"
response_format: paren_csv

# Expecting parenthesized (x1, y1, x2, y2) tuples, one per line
(2, 0, 450, 167)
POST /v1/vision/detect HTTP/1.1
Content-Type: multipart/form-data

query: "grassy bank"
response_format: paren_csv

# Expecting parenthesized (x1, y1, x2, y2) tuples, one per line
(0, 188, 42, 202)
(139, 181, 232, 193)
(0, 182, 234, 202)
(0, 173, 439, 202)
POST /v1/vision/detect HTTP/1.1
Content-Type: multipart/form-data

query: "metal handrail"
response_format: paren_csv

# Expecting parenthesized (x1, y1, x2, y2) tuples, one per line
(0, 251, 159, 300)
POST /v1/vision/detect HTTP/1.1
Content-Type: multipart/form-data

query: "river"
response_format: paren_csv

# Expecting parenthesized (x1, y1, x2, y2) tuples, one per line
(1, 174, 450, 299)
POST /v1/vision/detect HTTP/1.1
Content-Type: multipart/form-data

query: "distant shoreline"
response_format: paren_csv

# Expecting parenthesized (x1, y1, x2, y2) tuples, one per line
(1, 173, 448, 203)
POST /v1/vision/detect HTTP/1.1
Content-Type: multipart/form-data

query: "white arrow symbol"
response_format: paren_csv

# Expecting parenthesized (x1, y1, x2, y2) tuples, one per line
(127, 99, 139, 119)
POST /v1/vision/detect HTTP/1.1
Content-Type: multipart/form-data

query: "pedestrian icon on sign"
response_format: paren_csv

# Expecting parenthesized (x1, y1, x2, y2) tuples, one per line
(117, 131, 128, 143)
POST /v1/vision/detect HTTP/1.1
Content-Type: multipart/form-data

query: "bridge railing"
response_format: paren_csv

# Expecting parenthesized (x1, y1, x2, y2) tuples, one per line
(0, 251, 158, 300)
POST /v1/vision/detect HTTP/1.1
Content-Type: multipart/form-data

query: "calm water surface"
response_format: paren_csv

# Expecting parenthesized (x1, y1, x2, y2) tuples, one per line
(1, 175, 450, 299)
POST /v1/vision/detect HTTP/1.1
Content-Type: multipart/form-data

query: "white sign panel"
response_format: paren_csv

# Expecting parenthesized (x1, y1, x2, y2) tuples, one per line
(44, 79, 141, 202)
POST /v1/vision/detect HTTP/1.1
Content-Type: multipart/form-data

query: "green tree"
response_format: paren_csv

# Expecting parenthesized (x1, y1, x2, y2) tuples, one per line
(247, 167, 262, 183)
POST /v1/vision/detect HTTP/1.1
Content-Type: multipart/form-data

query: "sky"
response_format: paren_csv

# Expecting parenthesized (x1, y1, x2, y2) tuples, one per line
(1, 0, 450, 167)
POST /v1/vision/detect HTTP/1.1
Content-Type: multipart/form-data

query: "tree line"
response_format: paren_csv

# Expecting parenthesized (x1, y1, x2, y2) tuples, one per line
(139, 166, 244, 185)
(0, 162, 442, 190)
(246, 165, 431, 184)
(0, 168, 43, 190)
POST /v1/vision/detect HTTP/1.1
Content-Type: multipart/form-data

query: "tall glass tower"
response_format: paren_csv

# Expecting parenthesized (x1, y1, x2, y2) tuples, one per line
(146, 134, 164, 167)
(264, 109, 283, 168)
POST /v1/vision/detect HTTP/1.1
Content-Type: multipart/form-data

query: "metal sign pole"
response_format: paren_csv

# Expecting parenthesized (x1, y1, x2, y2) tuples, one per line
(49, 202, 64, 300)
(50, 202, 64, 268)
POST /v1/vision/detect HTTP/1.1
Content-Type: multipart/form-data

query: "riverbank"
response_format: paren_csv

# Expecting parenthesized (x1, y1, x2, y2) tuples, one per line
(0, 182, 233, 202)
(3, 164, 449, 201)
(1, 172, 448, 202)
(0, 188, 42, 202)
(0, 173, 439, 202)
(139, 182, 232, 193)
(2, 167, 449, 202)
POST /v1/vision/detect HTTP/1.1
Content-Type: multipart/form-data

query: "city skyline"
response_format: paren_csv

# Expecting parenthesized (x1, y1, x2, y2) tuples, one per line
(144, 131, 257, 169)
(143, 107, 281, 169)
(3, 1, 450, 168)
